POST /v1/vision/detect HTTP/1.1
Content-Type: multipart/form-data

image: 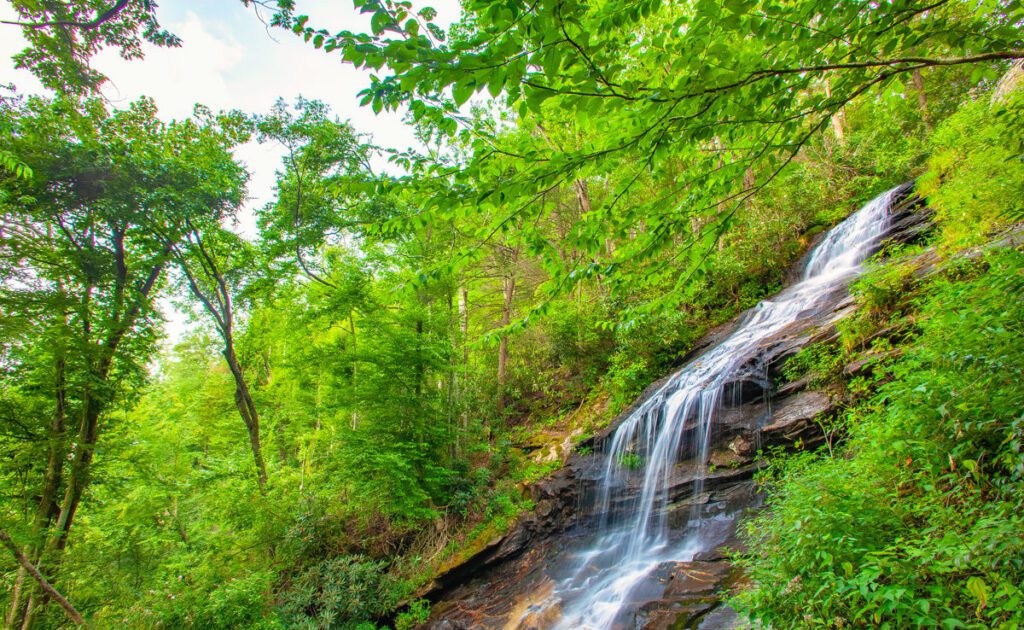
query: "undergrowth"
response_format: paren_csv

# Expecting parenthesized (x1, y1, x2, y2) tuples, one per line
(733, 88, 1024, 628)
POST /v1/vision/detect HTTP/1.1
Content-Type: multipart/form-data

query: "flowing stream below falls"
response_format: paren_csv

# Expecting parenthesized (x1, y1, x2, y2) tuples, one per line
(426, 184, 919, 630)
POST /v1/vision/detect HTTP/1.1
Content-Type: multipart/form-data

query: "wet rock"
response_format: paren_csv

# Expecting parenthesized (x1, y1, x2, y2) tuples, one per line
(721, 378, 770, 407)
(625, 560, 741, 630)
(696, 605, 741, 629)
(708, 447, 746, 469)
(761, 390, 834, 446)
(714, 401, 766, 437)
(516, 602, 561, 630)
(728, 434, 754, 458)
(640, 600, 718, 630)
(535, 499, 554, 518)
(662, 561, 733, 598)
(775, 372, 811, 398)
(422, 196, 936, 629)
(885, 195, 932, 245)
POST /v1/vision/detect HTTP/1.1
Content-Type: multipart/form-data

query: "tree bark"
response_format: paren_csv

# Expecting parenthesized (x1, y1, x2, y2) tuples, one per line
(911, 69, 932, 132)
(5, 568, 26, 629)
(7, 343, 68, 628)
(224, 343, 268, 493)
(176, 233, 269, 493)
(497, 274, 515, 412)
(349, 314, 359, 430)
(572, 178, 591, 215)
(15, 231, 172, 627)
(823, 78, 846, 144)
(459, 286, 470, 443)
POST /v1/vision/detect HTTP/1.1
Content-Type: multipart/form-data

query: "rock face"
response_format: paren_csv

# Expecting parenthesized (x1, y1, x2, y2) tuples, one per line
(421, 193, 931, 629)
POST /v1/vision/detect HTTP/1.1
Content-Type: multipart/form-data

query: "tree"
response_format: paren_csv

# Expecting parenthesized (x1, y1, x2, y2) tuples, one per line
(0, 96, 245, 627)
(172, 227, 270, 492)
(0, 529, 84, 627)
(255, 97, 378, 288)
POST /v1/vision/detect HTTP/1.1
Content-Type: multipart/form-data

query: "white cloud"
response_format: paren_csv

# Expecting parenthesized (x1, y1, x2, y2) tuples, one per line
(1, 0, 463, 341)
(97, 12, 245, 120)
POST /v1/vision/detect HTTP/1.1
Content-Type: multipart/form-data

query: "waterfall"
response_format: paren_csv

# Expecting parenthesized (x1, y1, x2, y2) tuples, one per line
(539, 185, 907, 629)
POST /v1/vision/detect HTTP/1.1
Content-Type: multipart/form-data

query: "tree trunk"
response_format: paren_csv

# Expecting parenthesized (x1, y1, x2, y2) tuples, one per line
(446, 288, 457, 457)
(349, 314, 359, 430)
(176, 235, 269, 493)
(572, 178, 591, 215)
(460, 286, 470, 443)
(415, 318, 425, 400)
(21, 385, 104, 628)
(5, 568, 26, 629)
(7, 347, 68, 628)
(21, 254, 169, 627)
(824, 78, 846, 144)
(224, 343, 268, 493)
(993, 59, 1024, 104)
(911, 69, 932, 133)
(497, 274, 515, 412)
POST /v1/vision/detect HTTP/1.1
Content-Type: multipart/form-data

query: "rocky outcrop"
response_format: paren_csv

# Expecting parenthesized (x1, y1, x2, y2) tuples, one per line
(421, 190, 933, 629)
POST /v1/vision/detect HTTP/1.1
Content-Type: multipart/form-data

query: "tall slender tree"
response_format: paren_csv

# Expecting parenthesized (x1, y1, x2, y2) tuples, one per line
(172, 227, 269, 492)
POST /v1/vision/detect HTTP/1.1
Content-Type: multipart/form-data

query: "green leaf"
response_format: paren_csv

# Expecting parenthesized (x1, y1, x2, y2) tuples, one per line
(966, 577, 989, 616)
(487, 69, 507, 98)
(452, 81, 475, 107)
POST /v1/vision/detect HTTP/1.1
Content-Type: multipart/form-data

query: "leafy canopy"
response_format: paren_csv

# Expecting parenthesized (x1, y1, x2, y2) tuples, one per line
(283, 0, 1023, 299)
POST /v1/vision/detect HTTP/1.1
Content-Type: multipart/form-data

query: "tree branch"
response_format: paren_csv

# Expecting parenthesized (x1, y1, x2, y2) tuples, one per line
(1, 0, 131, 31)
(0, 528, 85, 626)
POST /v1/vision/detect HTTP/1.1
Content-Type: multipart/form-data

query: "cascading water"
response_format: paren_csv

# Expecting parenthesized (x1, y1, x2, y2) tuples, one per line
(532, 185, 908, 629)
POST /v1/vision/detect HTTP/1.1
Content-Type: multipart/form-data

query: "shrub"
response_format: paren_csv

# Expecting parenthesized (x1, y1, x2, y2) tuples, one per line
(917, 90, 1024, 247)
(734, 249, 1024, 629)
(278, 555, 397, 629)
(394, 599, 431, 630)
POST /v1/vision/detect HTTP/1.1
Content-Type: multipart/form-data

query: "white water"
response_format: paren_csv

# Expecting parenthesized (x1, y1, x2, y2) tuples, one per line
(537, 186, 905, 629)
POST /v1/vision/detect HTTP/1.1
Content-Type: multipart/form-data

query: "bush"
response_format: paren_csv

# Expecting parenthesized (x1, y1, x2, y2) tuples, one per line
(278, 555, 398, 629)
(734, 249, 1024, 629)
(127, 569, 279, 629)
(394, 599, 431, 630)
(781, 342, 845, 388)
(917, 90, 1024, 247)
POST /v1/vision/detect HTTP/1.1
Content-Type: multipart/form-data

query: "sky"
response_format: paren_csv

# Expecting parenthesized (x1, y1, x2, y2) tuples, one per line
(0, 0, 461, 342)
(0, 0, 462, 237)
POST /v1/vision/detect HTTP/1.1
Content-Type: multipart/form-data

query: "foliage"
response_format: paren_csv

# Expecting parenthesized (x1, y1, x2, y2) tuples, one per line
(918, 89, 1024, 245)
(781, 342, 844, 389)
(617, 452, 643, 471)
(0, 2, 1021, 629)
(735, 96, 1024, 628)
(1, 0, 178, 93)
(0, 96, 246, 628)
(737, 248, 1024, 629)
(283, 0, 1023, 309)
(394, 599, 431, 630)
(0, 0, 296, 95)
(836, 253, 923, 353)
(278, 555, 395, 628)
(0, 148, 32, 180)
